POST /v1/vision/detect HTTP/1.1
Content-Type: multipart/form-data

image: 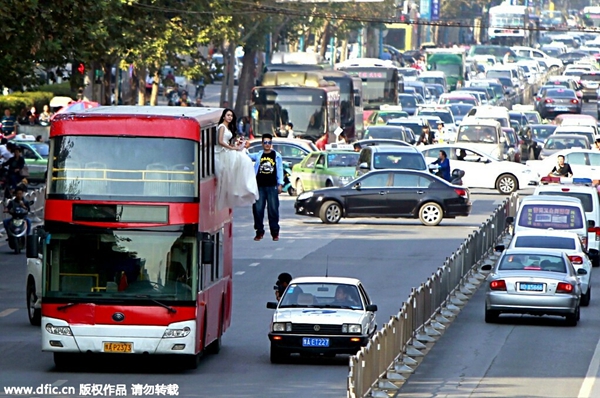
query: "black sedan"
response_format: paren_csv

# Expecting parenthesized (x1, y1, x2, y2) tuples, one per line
(536, 88, 581, 119)
(294, 169, 471, 226)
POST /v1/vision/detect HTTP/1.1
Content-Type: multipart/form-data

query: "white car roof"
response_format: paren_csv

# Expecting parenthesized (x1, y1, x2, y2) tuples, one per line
(290, 276, 362, 285)
(460, 117, 501, 127)
(555, 126, 595, 132)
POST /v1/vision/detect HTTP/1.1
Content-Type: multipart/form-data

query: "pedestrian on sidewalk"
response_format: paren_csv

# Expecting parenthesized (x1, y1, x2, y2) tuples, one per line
(246, 133, 283, 241)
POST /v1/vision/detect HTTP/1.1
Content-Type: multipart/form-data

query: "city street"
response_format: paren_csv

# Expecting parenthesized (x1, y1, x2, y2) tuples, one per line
(0, 190, 506, 397)
(394, 102, 600, 398)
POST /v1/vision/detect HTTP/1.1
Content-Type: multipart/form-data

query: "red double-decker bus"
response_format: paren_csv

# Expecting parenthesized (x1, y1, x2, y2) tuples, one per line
(31, 106, 232, 369)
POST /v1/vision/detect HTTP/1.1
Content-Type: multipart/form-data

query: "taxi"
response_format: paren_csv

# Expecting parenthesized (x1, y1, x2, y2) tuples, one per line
(11, 134, 49, 182)
(290, 144, 359, 195)
(266, 276, 378, 363)
(364, 105, 409, 127)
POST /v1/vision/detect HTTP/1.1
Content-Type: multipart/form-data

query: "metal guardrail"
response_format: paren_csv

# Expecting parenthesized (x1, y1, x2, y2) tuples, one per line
(347, 193, 520, 398)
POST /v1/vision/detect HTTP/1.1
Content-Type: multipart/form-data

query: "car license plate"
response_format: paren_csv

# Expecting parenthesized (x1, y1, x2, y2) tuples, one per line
(302, 337, 330, 347)
(103, 342, 133, 353)
(555, 107, 569, 111)
(519, 283, 544, 292)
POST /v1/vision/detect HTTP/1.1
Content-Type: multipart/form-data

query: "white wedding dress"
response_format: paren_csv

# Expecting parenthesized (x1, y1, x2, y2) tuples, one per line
(214, 124, 259, 209)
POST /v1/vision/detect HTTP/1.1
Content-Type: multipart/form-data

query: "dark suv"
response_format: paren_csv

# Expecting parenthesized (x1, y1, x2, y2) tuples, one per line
(355, 145, 427, 177)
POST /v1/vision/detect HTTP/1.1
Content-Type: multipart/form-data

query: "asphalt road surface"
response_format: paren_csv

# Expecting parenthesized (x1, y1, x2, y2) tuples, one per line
(0, 190, 509, 398)
(395, 102, 600, 398)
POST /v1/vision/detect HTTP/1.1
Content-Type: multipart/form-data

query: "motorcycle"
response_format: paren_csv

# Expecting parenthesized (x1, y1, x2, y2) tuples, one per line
(428, 163, 465, 186)
(282, 161, 295, 196)
(5, 199, 34, 254)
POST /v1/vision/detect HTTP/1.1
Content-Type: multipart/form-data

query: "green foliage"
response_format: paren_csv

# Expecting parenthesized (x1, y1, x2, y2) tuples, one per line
(0, 92, 54, 114)
(35, 83, 75, 98)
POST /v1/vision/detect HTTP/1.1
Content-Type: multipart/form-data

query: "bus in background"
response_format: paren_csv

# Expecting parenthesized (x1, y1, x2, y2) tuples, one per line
(32, 107, 232, 369)
(541, 10, 567, 29)
(488, 3, 530, 46)
(251, 71, 341, 143)
(335, 58, 402, 111)
(320, 70, 363, 141)
(583, 7, 600, 28)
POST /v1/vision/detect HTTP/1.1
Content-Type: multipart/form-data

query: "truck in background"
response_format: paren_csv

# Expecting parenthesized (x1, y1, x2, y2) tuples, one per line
(425, 48, 466, 91)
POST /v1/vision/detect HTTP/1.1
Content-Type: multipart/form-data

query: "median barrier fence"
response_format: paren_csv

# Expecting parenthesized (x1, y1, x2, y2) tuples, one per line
(347, 192, 519, 398)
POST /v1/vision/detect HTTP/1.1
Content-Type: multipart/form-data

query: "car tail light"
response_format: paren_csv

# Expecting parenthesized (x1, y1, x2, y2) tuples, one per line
(490, 280, 507, 291)
(544, 98, 554, 103)
(556, 282, 574, 293)
(568, 255, 583, 265)
(561, 187, 570, 192)
(454, 188, 468, 199)
(571, 99, 579, 104)
(535, 96, 541, 101)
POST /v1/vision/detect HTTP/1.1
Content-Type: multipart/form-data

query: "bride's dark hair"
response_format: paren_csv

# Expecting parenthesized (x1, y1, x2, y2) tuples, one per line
(218, 108, 238, 144)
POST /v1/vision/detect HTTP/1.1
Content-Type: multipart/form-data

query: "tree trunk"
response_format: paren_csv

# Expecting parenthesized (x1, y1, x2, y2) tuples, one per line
(102, 63, 112, 105)
(235, 47, 257, 118)
(318, 21, 331, 59)
(150, 62, 160, 106)
(134, 66, 146, 106)
(219, 44, 228, 107)
(227, 44, 235, 108)
(340, 38, 348, 62)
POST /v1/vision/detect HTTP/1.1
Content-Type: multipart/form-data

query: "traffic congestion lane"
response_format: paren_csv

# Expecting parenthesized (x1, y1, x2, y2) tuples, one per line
(0, 193, 505, 397)
(394, 102, 600, 398)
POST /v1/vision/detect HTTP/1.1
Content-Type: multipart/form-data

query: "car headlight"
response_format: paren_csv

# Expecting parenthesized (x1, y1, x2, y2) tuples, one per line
(297, 192, 314, 201)
(45, 324, 72, 336)
(163, 327, 191, 338)
(342, 324, 362, 334)
(272, 322, 292, 332)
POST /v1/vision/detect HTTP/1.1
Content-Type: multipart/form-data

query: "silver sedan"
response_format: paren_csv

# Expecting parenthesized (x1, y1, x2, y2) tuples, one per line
(482, 249, 585, 326)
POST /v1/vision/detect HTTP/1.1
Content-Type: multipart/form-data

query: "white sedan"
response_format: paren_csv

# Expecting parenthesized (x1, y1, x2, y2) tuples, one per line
(526, 148, 600, 181)
(420, 144, 539, 194)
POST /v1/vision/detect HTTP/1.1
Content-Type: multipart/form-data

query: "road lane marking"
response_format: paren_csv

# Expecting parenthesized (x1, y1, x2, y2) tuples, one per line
(249, 262, 259, 267)
(578, 336, 600, 398)
(275, 248, 283, 251)
(234, 271, 245, 275)
(0, 308, 17, 317)
(263, 254, 273, 258)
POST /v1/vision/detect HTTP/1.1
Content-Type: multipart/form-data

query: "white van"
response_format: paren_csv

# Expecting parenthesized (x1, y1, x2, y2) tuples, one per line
(534, 178, 600, 267)
(465, 105, 511, 129)
(511, 195, 591, 254)
(456, 118, 504, 160)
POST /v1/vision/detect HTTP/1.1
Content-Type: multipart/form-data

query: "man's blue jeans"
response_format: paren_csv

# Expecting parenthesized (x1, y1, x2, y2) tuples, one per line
(252, 186, 280, 236)
(4, 217, 31, 235)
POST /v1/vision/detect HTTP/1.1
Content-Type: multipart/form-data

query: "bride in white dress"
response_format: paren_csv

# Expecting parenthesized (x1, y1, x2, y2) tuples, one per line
(214, 109, 259, 209)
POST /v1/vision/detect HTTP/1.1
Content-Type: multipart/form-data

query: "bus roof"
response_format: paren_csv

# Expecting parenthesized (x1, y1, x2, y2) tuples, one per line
(261, 71, 335, 87)
(335, 58, 399, 68)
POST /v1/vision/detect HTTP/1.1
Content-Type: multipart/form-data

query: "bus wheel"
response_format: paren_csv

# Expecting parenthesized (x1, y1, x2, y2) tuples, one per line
(183, 353, 200, 370)
(27, 280, 41, 326)
(54, 353, 76, 370)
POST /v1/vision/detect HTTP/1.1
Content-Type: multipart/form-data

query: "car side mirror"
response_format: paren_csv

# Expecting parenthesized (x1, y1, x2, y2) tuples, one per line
(481, 264, 493, 271)
(500, 136, 506, 143)
(266, 302, 278, 309)
(577, 268, 588, 275)
(506, 216, 514, 225)
(358, 162, 369, 170)
(495, 244, 505, 252)
(366, 304, 378, 312)
(589, 220, 596, 228)
(353, 182, 361, 190)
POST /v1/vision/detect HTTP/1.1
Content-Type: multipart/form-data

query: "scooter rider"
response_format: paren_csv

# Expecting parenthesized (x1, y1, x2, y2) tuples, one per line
(3, 186, 31, 235)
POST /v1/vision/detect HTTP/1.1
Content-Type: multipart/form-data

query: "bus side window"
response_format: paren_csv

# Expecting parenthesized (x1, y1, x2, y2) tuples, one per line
(201, 126, 217, 178)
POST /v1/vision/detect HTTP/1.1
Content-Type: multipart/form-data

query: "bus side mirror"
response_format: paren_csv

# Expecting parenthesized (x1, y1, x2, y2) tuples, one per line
(354, 96, 361, 107)
(26, 227, 42, 258)
(201, 239, 214, 264)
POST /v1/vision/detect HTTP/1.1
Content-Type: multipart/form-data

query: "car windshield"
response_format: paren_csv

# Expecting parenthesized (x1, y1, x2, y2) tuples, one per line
(457, 125, 498, 143)
(532, 125, 557, 139)
(20, 142, 49, 158)
(546, 89, 576, 98)
(327, 153, 360, 167)
(365, 127, 405, 140)
(544, 137, 588, 150)
(373, 152, 426, 170)
(449, 104, 474, 116)
(390, 121, 424, 136)
(538, 191, 593, 212)
(441, 97, 477, 106)
(518, 204, 584, 229)
(525, 112, 542, 123)
(399, 95, 417, 107)
(279, 283, 363, 310)
(377, 111, 409, 122)
(498, 254, 567, 272)
(418, 111, 453, 124)
(514, 236, 577, 250)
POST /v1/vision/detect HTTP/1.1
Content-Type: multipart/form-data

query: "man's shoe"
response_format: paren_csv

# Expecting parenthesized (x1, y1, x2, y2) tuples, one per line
(272, 235, 279, 241)
(254, 232, 264, 241)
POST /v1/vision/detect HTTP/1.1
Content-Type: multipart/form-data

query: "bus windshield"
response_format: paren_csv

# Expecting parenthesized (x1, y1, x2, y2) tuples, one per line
(49, 136, 198, 200)
(252, 87, 327, 137)
(43, 227, 198, 301)
(340, 68, 398, 108)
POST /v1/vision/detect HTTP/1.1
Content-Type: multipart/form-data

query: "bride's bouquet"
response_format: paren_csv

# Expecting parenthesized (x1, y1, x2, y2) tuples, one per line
(234, 136, 247, 151)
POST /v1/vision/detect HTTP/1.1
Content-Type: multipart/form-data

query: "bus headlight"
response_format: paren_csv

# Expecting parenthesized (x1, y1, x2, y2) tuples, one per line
(342, 324, 362, 334)
(45, 323, 73, 336)
(163, 327, 191, 338)
(272, 322, 292, 332)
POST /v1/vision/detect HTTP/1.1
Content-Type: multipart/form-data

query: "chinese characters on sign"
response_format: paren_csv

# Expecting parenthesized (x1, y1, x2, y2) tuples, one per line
(524, 206, 578, 229)
(78, 384, 180, 396)
(431, 0, 439, 20)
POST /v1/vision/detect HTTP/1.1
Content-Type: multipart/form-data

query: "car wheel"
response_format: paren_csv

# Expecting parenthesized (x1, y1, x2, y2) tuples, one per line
(485, 308, 500, 323)
(288, 187, 296, 196)
(270, 344, 289, 364)
(496, 174, 518, 194)
(581, 286, 591, 307)
(319, 201, 342, 224)
(565, 306, 579, 326)
(418, 202, 443, 226)
(27, 280, 41, 326)
(594, 256, 600, 268)
(295, 180, 304, 196)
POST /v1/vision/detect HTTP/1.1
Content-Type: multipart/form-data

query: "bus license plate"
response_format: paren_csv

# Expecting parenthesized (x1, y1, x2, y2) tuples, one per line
(302, 337, 329, 347)
(519, 283, 544, 292)
(103, 342, 133, 353)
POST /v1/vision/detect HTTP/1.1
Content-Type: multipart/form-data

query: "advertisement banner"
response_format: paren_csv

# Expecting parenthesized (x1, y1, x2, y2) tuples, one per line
(420, 0, 431, 20)
(431, 0, 439, 20)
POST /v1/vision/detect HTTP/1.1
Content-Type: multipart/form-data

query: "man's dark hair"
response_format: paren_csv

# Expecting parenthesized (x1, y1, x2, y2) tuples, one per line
(558, 155, 565, 160)
(440, 150, 447, 158)
(287, 123, 293, 129)
(278, 273, 292, 284)
(35, 135, 42, 141)
(15, 186, 24, 194)
(262, 133, 273, 141)
(0, 138, 7, 145)
(353, 143, 361, 150)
